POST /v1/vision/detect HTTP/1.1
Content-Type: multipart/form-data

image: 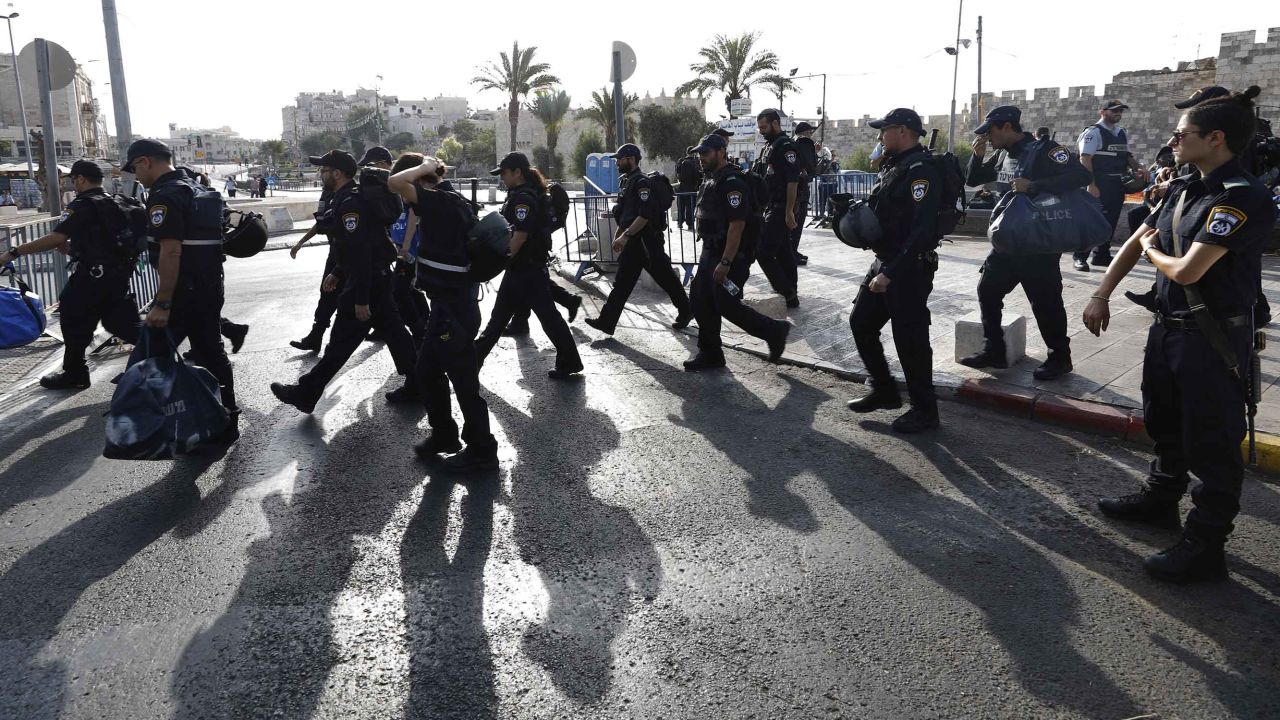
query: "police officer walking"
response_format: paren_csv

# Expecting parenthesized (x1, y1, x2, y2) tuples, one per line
(475, 152, 583, 379)
(271, 150, 418, 412)
(960, 106, 1091, 381)
(683, 133, 790, 372)
(752, 109, 801, 308)
(1073, 100, 1148, 271)
(288, 175, 341, 352)
(124, 139, 239, 441)
(675, 146, 701, 232)
(388, 154, 499, 471)
(1084, 88, 1274, 582)
(845, 109, 943, 433)
(584, 144, 692, 336)
(791, 121, 820, 266)
(0, 160, 141, 390)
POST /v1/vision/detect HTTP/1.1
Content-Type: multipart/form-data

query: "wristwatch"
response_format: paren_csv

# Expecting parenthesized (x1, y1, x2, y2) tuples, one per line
(718, 258, 731, 267)
(155, 300, 173, 310)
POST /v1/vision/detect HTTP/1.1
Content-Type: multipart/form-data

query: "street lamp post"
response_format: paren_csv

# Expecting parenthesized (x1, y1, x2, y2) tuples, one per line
(947, 0, 965, 153)
(2, 13, 36, 184)
(788, 70, 827, 144)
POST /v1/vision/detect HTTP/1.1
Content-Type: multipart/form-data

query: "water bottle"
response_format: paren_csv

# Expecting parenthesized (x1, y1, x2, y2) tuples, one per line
(722, 278, 740, 297)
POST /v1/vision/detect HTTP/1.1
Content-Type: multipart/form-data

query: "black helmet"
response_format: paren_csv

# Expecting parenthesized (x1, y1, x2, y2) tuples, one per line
(223, 209, 268, 258)
(831, 194, 882, 249)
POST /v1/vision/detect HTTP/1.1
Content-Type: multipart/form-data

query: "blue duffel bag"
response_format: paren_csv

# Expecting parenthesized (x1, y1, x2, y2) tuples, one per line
(103, 329, 230, 460)
(988, 189, 1112, 255)
(0, 264, 46, 349)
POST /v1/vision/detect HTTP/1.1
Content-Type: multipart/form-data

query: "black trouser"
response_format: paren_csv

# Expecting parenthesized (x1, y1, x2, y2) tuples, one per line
(849, 256, 938, 410)
(1075, 175, 1125, 262)
(312, 247, 341, 330)
(791, 187, 810, 253)
(477, 263, 582, 371)
(392, 260, 430, 341)
(508, 281, 575, 328)
(676, 193, 696, 229)
(1142, 321, 1251, 541)
(756, 208, 798, 299)
(1127, 205, 1152, 237)
(129, 269, 236, 411)
(977, 251, 1070, 357)
(594, 231, 691, 332)
(58, 263, 139, 375)
(298, 273, 416, 400)
(690, 243, 782, 357)
(417, 288, 494, 449)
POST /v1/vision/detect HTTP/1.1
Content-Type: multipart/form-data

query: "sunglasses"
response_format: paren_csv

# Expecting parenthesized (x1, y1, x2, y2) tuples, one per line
(1169, 128, 1213, 144)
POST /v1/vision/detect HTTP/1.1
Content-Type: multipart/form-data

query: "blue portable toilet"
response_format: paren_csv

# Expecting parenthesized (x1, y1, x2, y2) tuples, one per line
(585, 153, 618, 196)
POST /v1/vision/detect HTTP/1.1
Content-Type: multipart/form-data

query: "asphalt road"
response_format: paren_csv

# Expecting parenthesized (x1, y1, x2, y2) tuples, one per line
(0, 247, 1277, 719)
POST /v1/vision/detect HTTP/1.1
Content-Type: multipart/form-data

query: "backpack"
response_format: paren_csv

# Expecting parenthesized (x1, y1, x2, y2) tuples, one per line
(441, 190, 511, 283)
(357, 167, 404, 226)
(886, 149, 967, 237)
(546, 182, 570, 231)
(643, 171, 676, 227)
(87, 193, 148, 261)
(743, 170, 769, 212)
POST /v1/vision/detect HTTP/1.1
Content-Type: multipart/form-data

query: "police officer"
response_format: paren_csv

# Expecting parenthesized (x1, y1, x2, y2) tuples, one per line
(270, 149, 418, 412)
(358, 145, 394, 170)
(791, 121, 819, 266)
(124, 139, 239, 442)
(683, 133, 790, 372)
(288, 171, 341, 351)
(475, 152, 583, 379)
(675, 145, 701, 232)
(1084, 88, 1274, 582)
(752, 109, 801, 308)
(388, 154, 499, 471)
(0, 160, 140, 390)
(1073, 100, 1148, 271)
(584, 143, 693, 336)
(960, 106, 1091, 381)
(845, 109, 942, 433)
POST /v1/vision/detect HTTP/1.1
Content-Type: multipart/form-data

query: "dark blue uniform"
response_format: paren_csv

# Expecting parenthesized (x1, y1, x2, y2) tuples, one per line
(50, 188, 141, 383)
(475, 183, 582, 375)
(592, 169, 691, 333)
(311, 188, 342, 334)
(753, 132, 801, 302)
(1075, 122, 1132, 265)
(965, 134, 1091, 365)
(1137, 159, 1274, 542)
(791, 135, 818, 257)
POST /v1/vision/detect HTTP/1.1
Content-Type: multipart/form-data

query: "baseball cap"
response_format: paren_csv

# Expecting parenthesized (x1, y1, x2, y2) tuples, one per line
(121, 138, 172, 172)
(358, 145, 394, 166)
(1101, 100, 1129, 112)
(308, 149, 358, 177)
(794, 121, 817, 135)
(975, 105, 1021, 135)
(712, 128, 734, 139)
(691, 134, 728, 153)
(489, 151, 531, 176)
(869, 108, 926, 136)
(1174, 85, 1231, 109)
(69, 159, 104, 180)
(609, 143, 641, 160)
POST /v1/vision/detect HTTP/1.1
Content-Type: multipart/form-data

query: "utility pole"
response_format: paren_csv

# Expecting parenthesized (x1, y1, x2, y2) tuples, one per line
(35, 39, 61, 215)
(948, 0, 964, 153)
(612, 50, 625, 146)
(976, 15, 984, 120)
(101, 0, 135, 192)
(1, 13, 35, 183)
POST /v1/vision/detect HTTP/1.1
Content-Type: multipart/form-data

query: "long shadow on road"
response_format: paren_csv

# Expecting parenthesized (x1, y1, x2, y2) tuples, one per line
(0, 401, 111, 519)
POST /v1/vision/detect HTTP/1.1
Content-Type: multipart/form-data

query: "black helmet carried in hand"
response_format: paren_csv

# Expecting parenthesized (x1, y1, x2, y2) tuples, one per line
(831, 193, 882, 249)
(223, 209, 268, 258)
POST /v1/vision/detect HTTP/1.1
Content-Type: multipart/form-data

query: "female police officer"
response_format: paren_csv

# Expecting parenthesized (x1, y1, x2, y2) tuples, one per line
(474, 152, 582, 379)
(1084, 87, 1274, 583)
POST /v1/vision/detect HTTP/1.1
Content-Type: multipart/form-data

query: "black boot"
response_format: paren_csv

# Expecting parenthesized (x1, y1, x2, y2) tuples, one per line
(1098, 490, 1182, 531)
(270, 382, 318, 414)
(441, 441, 500, 472)
(892, 405, 940, 433)
(567, 295, 582, 323)
(223, 322, 250, 353)
(767, 321, 791, 362)
(385, 380, 420, 404)
(502, 320, 530, 337)
(1033, 353, 1073, 381)
(210, 409, 241, 445)
(671, 310, 694, 330)
(847, 383, 902, 413)
(1144, 534, 1228, 583)
(290, 326, 325, 352)
(683, 352, 726, 372)
(583, 316, 614, 336)
(958, 344, 1008, 369)
(39, 369, 91, 391)
(413, 434, 463, 458)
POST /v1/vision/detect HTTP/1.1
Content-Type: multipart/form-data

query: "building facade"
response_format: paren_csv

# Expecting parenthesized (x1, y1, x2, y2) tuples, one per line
(0, 59, 102, 161)
(167, 124, 263, 164)
(283, 89, 468, 146)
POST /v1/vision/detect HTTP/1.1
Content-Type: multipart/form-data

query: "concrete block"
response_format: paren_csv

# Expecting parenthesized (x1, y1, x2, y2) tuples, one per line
(954, 310, 1025, 366)
(0, 206, 17, 217)
(264, 207, 295, 234)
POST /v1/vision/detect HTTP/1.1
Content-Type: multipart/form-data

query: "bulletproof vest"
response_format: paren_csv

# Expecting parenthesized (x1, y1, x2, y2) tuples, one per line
(1090, 123, 1131, 175)
(794, 137, 818, 183)
(994, 148, 1023, 194)
(616, 169, 645, 227)
(695, 164, 750, 246)
(755, 133, 795, 204)
(418, 190, 474, 279)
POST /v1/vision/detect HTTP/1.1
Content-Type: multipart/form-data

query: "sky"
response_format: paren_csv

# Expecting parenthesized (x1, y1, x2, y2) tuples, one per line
(5, 0, 1279, 144)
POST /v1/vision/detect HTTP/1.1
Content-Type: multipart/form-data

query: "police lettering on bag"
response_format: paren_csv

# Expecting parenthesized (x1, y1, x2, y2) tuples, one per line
(1049, 147, 1071, 164)
(150, 205, 167, 226)
(911, 179, 930, 202)
(343, 213, 359, 232)
(515, 204, 529, 221)
(1205, 206, 1246, 237)
(727, 190, 743, 209)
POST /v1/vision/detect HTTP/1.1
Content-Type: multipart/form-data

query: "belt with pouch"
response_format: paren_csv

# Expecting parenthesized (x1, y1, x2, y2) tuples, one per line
(1154, 313, 1250, 330)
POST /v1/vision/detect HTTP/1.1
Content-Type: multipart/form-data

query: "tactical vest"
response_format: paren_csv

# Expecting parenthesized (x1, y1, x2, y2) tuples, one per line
(695, 165, 753, 248)
(417, 190, 474, 282)
(994, 148, 1024, 194)
(755, 133, 795, 205)
(1090, 123, 1130, 176)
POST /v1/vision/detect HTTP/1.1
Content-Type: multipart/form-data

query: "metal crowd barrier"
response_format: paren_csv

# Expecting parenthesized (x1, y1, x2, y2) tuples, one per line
(807, 172, 876, 223)
(551, 192, 701, 286)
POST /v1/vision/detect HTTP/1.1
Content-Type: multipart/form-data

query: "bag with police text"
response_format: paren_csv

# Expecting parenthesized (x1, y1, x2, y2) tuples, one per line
(357, 167, 404, 226)
(103, 329, 230, 460)
(87, 193, 149, 261)
(0, 268, 46, 349)
(988, 189, 1111, 255)
(546, 182, 570, 232)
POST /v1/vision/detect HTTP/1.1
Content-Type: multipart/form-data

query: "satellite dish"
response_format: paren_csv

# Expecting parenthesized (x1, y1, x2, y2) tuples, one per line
(18, 40, 76, 93)
(610, 41, 636, 83)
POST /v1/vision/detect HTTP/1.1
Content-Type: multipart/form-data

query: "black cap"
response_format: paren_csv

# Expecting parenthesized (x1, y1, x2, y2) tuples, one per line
(869, 108, 926, 137)
(712, 127, 734, 138)
(121, 138, 171, 172)
(609, 143, 642, 160)
(308, 149, 358, 177)
(489, 151, 531, 176)
(794, 121, 817, 135)
(69, 159, 104, 180)
(685, 145, 696, 154)
(1174, 85, 1230, 109)
(358, 145, 394, 166)
(1101, 99, 1129, 112)
(756, 108, 782, 122)
(691, 133, 728, 153)
(975, 105, 1021, 135)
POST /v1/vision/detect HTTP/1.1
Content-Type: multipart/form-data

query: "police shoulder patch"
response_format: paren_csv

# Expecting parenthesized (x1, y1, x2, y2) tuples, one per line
(1205, 206, 1246, 237)
(784, 150, 797, 164)
(1049, 146, 1071, 164)
(727, 190, 743, 209)
(342, 212, 359, 232)
(514, 204, 530, 222)
(910, 179, 930, 202)
(638, 188, 650, 202)
(149, 204, 168, 227)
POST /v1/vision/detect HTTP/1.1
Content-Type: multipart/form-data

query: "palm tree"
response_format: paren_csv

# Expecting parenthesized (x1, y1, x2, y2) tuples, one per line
(528, 90, 572, 178)
(259, 140, 287, 166)
(761, 74, 800, 114)
(471, 42, 560, 152)
(675, 32, 782, 116)
(578, 87, 637, 149)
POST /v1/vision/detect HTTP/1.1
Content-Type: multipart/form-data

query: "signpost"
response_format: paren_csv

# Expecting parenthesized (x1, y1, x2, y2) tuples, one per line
(610, 41, 636, 147)
(729, 97, 752, 117)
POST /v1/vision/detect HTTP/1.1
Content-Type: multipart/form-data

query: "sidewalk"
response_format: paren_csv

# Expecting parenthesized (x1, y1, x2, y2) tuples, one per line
(558, 226, 1280, 439)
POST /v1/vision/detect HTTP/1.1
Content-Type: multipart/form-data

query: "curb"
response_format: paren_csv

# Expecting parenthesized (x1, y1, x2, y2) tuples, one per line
(553, 265, 1280, 477)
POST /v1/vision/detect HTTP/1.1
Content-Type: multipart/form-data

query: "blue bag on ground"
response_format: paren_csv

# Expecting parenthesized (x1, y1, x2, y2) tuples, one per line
(988, 190, 1112, 255)
(0, 266, 47, 349)
(103, 329, 229, 460)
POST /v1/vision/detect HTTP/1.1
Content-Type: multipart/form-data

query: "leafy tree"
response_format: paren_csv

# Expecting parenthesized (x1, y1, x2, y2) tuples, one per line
(259, 139, 288, 167)
(0, 140, 12, 156)
(451, 118, 479, 144)
(345, 107, 387, 146)
(570, 129, 606, 180)
(760, 74, 800, 114)
(471, 41, 559, 152)
(299, 131, 347, 157)
(528, 90, 572, 178)
(438, 136, 464, 164)
(844, 145, 873, 172)
(466, 126, 498, 173)
(638, 105, 715, 162)
(578, 87, 637, 149)
(385, 131, 417, 153)
(531, 146, 562, 179)
(676, 32, 782, 115)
